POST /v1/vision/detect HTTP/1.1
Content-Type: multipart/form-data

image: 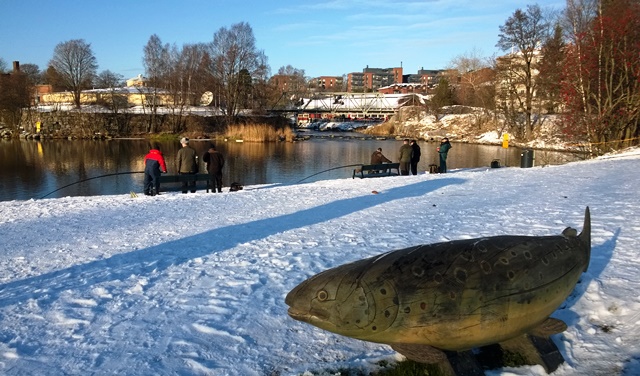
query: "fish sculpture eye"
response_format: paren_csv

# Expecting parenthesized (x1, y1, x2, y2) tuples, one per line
(316, 289, 329, 301)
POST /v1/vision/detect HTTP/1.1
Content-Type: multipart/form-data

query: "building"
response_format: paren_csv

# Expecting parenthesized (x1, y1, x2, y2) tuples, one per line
(404, 68, 444, 88)
(34, 84, 54, 105)
(269, 74, 307, 93)
(347, 66, 403, 92)
(312, 76, 344, 92)
(126, 74, 148, 87)
(38, 86, 173, 107)
(495, 49, 543, 112)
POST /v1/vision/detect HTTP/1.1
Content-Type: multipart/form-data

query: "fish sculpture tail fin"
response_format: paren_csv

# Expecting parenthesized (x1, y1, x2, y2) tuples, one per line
(579, 206, 591, 272)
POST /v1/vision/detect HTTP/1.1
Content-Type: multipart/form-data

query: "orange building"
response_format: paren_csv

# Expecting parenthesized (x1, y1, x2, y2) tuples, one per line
(313, 76, 343, 91)
(347, 66, 403, 92)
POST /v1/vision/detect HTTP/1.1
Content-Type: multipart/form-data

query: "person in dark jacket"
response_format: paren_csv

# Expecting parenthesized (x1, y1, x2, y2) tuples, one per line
(398, 139, 413, 175)
(203, 144, 225, 193)
(410, 140, 421, 175)
(370, 148, 391, 165)
(176, 137, 198, 193)
(143, 142, 167, 196)
(437, 137, 452, 173)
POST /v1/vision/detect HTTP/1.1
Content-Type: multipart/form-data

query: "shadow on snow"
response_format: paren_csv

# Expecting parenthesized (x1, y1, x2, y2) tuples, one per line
(0, 178, 466, 309)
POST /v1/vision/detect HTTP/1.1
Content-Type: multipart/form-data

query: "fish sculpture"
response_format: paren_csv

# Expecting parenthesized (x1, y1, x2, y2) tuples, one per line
(286, 207, 591, 364)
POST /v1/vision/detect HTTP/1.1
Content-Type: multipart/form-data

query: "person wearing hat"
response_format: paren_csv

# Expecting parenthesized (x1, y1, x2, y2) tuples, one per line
(143, 142, 167, 196)
(437, 137, 452, 173)
(202, 143, 225, 193)
(176, 137, 198, 193)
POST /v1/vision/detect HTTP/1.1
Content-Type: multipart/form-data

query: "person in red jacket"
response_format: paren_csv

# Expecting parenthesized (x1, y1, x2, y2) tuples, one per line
(143, 142, 167, 196)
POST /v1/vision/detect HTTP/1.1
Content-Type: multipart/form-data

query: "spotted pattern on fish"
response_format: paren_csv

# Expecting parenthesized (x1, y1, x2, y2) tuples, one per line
(286, 207, 591, 353)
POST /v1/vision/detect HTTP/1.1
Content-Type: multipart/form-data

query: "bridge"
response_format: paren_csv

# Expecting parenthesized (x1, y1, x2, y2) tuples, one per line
(280, 92, 428, 124)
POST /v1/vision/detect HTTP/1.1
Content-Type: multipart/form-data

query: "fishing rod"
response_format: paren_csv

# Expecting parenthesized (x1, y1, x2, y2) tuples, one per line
(40, 164, 365, 198)
(296, 164, 362, 184)
(39, 171, 145, 199)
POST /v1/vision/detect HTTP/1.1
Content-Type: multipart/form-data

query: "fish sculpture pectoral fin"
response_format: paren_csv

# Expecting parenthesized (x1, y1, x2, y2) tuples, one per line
(529, 318, 568, 338)
(390, 343, 447, 364)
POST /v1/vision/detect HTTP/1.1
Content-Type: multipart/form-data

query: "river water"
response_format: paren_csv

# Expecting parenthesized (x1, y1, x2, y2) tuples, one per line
(0, 132, 582, 201)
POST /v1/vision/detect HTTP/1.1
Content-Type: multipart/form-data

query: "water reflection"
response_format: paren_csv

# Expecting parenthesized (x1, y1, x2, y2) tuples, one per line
(0, 136, 582, 201)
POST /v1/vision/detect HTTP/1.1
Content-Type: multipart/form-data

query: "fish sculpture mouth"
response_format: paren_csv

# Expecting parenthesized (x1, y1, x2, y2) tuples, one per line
(287, 307, 329, 322)
(287, 307, 308, 321)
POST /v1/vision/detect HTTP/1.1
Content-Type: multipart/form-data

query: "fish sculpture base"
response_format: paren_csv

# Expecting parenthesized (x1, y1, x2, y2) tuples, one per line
(393, 331, 565, 375)
(391, 316, 566, 374)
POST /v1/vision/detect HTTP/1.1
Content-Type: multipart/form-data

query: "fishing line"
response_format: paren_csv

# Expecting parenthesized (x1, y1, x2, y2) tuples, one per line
(40, 164, 366, 198)
(39, 171, 145, 199)
(296, 164, 362, 184)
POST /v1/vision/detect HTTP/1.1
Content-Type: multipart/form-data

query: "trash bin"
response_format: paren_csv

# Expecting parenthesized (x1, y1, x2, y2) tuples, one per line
(520, 149, 534, 168)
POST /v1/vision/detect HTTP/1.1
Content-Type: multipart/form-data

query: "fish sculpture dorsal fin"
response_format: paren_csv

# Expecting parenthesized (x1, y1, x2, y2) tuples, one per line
(529, 318, 568, 338)
(390, 343, 447, 364)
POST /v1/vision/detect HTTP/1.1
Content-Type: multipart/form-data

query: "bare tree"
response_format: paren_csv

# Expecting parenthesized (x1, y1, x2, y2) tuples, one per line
(143, 34, 171, 132)
(164, 43, 191, 132)
(95, 70, 124, 88)
(177, 43, 210, 107)
(251, 53, 271, 113)
(269, 65, 307, 109)
(496, 4, 551, 140)
(48, 39, 98, 108)
(207, 22, 269, 123)
(448, 49, 496, 111)
(94, 70, 127, 114)
(18, 63, 42, 87)
(152, 42, 214, 132)
(537, 24, 565, 114)
(277, 65, 307, 92)
(0, 58, 7, 73)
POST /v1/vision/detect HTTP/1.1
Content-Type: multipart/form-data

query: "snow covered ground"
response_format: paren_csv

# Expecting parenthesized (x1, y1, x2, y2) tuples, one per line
(0, 148, 639, 376)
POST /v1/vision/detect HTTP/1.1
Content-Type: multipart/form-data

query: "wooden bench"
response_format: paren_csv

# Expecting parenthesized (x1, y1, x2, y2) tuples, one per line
(352, 163, 400, 179)
(158, 173, 212, 192)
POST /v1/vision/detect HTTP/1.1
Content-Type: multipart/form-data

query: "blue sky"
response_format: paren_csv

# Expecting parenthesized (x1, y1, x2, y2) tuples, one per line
(1, 0, 564, 80)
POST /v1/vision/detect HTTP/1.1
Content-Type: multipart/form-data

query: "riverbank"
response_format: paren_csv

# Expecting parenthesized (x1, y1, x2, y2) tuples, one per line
(8, 108, 289, 141)
(2, 104, 593, 154)
(361, 106, 590, 153)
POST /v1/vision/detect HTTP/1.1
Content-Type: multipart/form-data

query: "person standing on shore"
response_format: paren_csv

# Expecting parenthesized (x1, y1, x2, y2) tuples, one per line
(437, 137, 452, 173)
(203, 144, 225, 193)
(398, 139, 413, 176)
(176, 137, 198, 193)
(410, 140, 421, 175)
(143, 142, 167, 196)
